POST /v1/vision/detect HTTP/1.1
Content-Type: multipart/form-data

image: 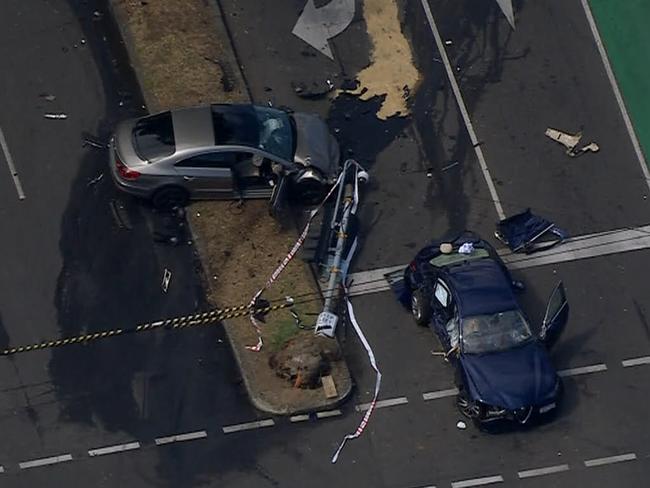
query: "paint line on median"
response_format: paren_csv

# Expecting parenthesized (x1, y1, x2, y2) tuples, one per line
(557, 364, 607, 377)
(423, 388, 459, 401)
(88, 442, 140, 457)
(0, 126, 26, 200)
(155, 430, 207, 446)
(19, 454, 73, 469)
(451, 474, 504, 488)
(356, 396, 408, 412)
(622, 356, 650, 368)
(222, 419, 275, 434)
(316, 409, 342, 419)
(290, 414, 310, 423)
(518, 463, 570, 479)
(584, 453, 637, 467)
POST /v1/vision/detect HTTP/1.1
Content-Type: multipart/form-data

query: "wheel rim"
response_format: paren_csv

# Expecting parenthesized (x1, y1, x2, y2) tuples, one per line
(411, 294, 421, 320)
(458, 395, 482, 419)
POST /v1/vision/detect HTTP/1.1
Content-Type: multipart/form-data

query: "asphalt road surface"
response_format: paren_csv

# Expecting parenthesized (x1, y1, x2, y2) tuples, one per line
(2, 0, 650, 487)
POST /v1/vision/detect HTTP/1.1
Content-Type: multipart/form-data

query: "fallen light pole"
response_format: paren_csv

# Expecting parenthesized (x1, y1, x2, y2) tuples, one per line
(314, 159, 367, 338)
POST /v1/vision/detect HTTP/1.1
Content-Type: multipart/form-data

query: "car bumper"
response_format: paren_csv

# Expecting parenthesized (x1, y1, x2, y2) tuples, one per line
(108, 145, 152, 199)
(479, 401, 558, 424)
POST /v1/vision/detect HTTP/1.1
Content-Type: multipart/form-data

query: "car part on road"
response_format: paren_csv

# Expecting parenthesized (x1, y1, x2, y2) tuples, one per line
(545, 127, 600, 157)
(43, 113, 68, 120)
(161, 268, 172, 293)
(495, 208, 567, 254)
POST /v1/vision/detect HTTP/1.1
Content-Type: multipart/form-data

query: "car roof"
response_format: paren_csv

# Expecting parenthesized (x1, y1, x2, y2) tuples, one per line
(444, 258, 519, 318)
(170, 106, 215, 152)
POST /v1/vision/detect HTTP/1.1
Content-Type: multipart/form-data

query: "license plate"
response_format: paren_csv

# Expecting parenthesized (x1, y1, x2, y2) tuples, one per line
(539, 402, 556, 414)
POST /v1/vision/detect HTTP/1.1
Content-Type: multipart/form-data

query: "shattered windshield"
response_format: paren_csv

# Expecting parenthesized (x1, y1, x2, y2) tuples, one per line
(211, 105, 293, 162)
(461, 310, 533, 354)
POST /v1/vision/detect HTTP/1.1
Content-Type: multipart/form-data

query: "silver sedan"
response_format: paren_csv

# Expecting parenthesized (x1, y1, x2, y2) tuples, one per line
(109, 104, 341, 208)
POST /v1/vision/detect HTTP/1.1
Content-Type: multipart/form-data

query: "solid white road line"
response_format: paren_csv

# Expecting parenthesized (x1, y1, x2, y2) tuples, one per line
(451, 475, 504, 488)
(19, 454, 73, 469)
(316, 409, 342, 419)
(290, 414, 310, 423)
(222, 419, 275, 434)
(422, 388, 459, 401)
(88, 442, 140, 457)
(155, 430, 207, 446)
(584, 453, 637, 467)
(557, 364, 607, 377)
(0, 126, 26, 200)
(518, 464, 570, 479)
(356, 396, 408, 412)
(346, 225, 650, 297)
(420, 0, 505, 220)
(579, 0, 650, 192)
(622, 356, 650, 368)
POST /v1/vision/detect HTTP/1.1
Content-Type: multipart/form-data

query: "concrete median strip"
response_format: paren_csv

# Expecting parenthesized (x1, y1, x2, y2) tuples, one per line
(347, 225, 650, 297)
(517, 463, 570, 479)
(19, 454, 73, 469)
(155, 430, 208, 446)
(222, 419, 275, 434)
(88, 442, 140, 457)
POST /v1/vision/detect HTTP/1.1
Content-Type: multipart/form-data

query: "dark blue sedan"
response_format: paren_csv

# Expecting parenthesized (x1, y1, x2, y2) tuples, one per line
(398, 232, 568, 425)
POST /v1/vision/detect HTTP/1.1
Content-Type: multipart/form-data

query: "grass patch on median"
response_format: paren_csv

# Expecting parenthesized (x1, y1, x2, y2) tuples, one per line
(110, 0, 351, 412)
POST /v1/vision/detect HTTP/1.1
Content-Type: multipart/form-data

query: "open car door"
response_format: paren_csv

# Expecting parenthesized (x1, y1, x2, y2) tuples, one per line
(269, 174, 289, 220)
(540, 281, 569, 347)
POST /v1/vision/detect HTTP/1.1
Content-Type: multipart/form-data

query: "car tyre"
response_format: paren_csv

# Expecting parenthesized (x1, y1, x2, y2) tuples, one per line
(411, 289, 432, 326)
(152, 186, 189, 209)
(456, 390, 485, 423)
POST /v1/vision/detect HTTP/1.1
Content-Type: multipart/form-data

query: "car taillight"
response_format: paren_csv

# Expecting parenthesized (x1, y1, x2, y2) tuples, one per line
(115, 155, 141, 180)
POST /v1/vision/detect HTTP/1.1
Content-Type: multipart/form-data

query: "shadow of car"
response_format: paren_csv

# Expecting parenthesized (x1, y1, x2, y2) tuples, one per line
(109, 104, 341, 209)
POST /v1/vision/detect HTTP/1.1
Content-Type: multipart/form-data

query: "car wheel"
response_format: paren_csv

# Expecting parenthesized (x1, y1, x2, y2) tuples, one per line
(411, 289, 432, 326)
(457, 391, 485, 421)
(152, 186, 189, 209)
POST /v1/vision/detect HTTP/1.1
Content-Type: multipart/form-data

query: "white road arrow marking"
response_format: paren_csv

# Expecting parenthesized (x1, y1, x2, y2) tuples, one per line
(496, 0, 515, 28)
(292, 0, 356, 59)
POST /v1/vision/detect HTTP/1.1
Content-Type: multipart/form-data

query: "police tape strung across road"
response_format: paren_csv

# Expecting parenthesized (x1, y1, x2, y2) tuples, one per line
(0, 300, 295, 357)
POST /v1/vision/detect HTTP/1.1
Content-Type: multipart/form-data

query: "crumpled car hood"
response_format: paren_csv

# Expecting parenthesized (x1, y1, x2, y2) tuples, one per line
(291, 112, 340, 180)
(460, 341, 558, 410)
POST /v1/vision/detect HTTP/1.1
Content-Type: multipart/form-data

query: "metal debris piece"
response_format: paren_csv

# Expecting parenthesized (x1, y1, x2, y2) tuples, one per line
(44, 113, 68, 120)
(82, 137, 105, 149)
(39, 93, 56, 102)
(456, 421, 467, 430)
(442, 161, 460, 171)
(161, 269, 172, 293)
(87, 173, 104, 186)
(445, 39, 453, 46)
(545, 127, 600, 157)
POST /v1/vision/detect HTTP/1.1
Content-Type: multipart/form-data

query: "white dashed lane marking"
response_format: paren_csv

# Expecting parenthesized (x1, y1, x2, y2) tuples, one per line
(557, 364, 607, 377)
(356, 396, 408, 412)
(316, 409, 342, 419)
(622, 356, 650, 368)
(290, 414, 310, 423)
(222, 419, 275, 434)
(422, 388, 459, 401)
(584, 453, 637, 467)
(451, 474, 504, 487)
(88, 442, 140, 457)
(517, 463, 570, 479)
(19, 454, 73, 469)
(155, 430, 207, 446)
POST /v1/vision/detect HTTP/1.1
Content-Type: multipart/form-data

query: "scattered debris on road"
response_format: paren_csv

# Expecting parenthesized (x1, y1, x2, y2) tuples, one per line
(291, 80, 334, 99)
(82, 135, 106, 149)
(109, 199, 132, 230)
(161, 268, 172, 293)
(456, 421, 467, 430)
(545, 127, 600, 157)
(86, 173, 104, 187)
(442, 161, 460, 171)
(44, 113, 68, 120)
(38, 93, 56, 102)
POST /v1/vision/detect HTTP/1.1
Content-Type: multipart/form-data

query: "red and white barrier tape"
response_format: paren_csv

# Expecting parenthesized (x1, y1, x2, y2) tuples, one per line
(331, 285, 381, 463)
(245, 172, 347, 351)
